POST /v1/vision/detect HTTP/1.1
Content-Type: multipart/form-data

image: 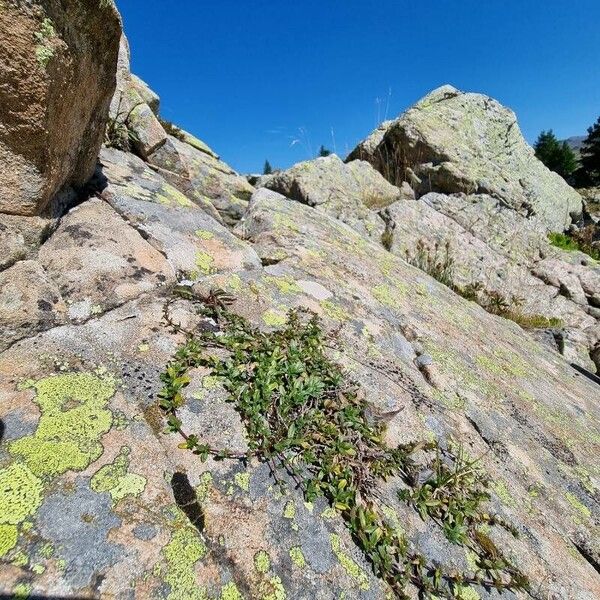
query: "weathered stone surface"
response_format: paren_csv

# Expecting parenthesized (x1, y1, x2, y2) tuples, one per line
(259, 154, 398, 239)
(1, 179, 599, 598)
(0, 215, 55, 272)
(348, 85, 583, 231)
(148, 135, 255, 225)
(0, 260, 66, 351)
(0, 0, 122, 215)
(100, 147, 261, 279)
(99, 146, 223, 222)
(382, 192, 600, 370)
(38, 198, 175, 322)
(128, 102, 168, 159)
(131, 73, 160, 114)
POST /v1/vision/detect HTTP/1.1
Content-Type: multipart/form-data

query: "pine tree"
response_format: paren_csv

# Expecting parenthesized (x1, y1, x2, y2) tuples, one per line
(533, 130, 577, 179)
(319, 145, 332, 157)
(580, 117, 600, 185)
(263, 159, 273, 175)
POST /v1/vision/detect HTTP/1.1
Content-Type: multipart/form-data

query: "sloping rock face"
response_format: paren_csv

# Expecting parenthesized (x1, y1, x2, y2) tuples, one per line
(0, 0, 122, 216)
(1, 180, 599, 599)
(381, 192, 600, 371)
(348, 85, 582, 231)
(148, 135, 255, 226)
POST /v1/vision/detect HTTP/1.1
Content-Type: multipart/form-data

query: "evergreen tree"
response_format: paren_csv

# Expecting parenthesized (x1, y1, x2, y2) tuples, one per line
(263, 159, 273, 175)
(534, 130, 577, 179)
(319, 145, 332, 157)
(580, 117, 600, 185)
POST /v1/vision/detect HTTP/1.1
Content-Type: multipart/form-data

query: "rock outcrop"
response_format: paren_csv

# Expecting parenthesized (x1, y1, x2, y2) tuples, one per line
(0, 0, 122, 216)
(1, 10, 599, 600)
(348, 85, 583, 231)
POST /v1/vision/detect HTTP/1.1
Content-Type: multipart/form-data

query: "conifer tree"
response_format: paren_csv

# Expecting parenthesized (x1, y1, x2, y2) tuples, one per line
(263, 159, 273, 175)
(319, 145, 332, 157)
(580, 117, 600, 185)
(534, 130, 577, 179)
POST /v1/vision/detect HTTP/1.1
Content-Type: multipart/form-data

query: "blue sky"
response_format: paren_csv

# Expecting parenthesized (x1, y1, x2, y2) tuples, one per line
(119, 0, 600, 174)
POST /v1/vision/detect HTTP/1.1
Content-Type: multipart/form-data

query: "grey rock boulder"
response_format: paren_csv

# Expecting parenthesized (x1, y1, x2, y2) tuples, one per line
(348, 85, 583, 231)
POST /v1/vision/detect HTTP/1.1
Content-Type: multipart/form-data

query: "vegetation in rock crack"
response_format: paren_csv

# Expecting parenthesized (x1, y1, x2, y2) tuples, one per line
(404, 239, 455, 288)
(405, 239, 563, 329)
(548, 229, 600, 261)
(157, 117, 188, 142)
(159, 288, 529, 598)
(104, 94, 142, 152)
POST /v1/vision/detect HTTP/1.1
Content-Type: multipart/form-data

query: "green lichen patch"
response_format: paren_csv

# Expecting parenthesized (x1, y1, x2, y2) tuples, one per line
(282, 501, 296, 519)
(9, 373, 116, 478)
(265, 276, 301, 295)
(0, 462, 44, 526)
(330, 533, 370, 591)
(162, 526, 208, 600)
(195, 229, 215, 240)
(262, 309, 287, 327)
(372, 282, 405, 310)
(254, 549, 271, 574)
(196, 472, 213, 502)
(91, 446, 147, 502)
(234, 472, 250, 492)
(565, 492, 591, 523)
(289, 546, 306, 569)
(319, 300, 350, 322)
(0, 524, 19, 557)
(194, 251, 216, 276)
(220, 581, 243, 600)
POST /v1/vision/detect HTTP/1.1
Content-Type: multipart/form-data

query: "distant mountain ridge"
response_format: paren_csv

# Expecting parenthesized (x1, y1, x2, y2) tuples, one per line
(563, 135, 586, 157)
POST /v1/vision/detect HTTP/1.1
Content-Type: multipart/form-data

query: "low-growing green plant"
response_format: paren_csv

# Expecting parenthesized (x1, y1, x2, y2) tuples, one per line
(158, 289, 529, 598)
(158, 116, 187, 142)
(104, 95, 141, 152)
(405, 239, 455, 288)
(548, 229, 600, 261)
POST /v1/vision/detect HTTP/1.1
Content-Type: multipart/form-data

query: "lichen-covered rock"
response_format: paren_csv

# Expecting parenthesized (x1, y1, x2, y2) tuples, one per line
(348, 85, 583, 231)
(148, 135, 255, 225)
(109, 33, 167, 159)
(0, 260, 66, 351)
(38, 198, 175, 322)
(1, 174, 599, 599)
(382, 192, 600, 370)
(259, 154, 399, 239)
(0, 0, 122, 215)
(100, 147, 261, 279)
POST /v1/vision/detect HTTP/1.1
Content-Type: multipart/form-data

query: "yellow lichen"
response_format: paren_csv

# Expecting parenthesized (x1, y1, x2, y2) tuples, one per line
(330, 533, 370, 591)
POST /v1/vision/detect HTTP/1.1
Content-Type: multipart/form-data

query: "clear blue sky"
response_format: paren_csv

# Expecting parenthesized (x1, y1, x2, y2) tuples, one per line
(119, 0, 600, 174)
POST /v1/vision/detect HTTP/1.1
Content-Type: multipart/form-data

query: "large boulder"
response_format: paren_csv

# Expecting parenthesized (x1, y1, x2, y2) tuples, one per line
(0, 0, 122, 216)
(348, 85, 583, 231)
(258, 154, 403, 239)
(108, 34, 168, 159)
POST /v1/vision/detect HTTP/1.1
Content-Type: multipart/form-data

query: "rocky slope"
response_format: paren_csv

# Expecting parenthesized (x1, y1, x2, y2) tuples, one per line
(0, 4, 599, 600)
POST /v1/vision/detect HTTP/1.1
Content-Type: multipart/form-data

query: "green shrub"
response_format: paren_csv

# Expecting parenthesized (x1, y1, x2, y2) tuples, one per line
(548, 230, 600, 261)
(158, 289, 529, 598)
